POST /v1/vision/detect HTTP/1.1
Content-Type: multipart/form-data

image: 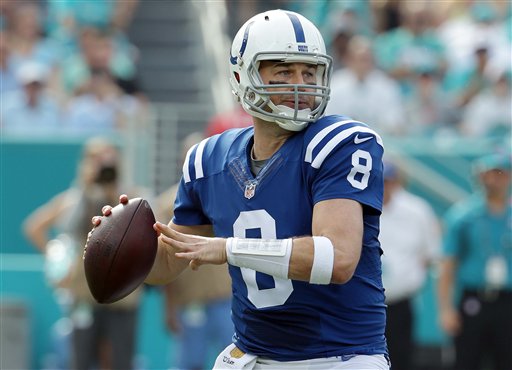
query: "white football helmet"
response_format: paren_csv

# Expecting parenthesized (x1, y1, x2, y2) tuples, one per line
(229, 9, 333, 131)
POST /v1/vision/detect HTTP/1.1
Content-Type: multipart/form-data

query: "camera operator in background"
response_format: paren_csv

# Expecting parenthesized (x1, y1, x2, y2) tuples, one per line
(24, 136, 144, 370)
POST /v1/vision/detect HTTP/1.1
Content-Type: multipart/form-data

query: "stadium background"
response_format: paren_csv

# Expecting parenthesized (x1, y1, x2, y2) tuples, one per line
(1, 1, 509, 369)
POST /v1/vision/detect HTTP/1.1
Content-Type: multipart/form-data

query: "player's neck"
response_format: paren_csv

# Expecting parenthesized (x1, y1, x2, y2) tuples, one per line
(486, 192, 508, 214)
(252, 119, 294, 160)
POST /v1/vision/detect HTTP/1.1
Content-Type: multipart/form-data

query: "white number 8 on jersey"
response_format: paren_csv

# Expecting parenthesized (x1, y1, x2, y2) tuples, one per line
(347, 149, 372, 190)
(233, 210, 294, 308)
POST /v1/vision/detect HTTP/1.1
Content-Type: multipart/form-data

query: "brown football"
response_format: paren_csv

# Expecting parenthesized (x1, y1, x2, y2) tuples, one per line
(83, 198, 158, 303)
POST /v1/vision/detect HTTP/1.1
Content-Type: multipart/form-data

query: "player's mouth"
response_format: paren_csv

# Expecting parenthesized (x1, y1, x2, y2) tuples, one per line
(281, 100, 311, 110)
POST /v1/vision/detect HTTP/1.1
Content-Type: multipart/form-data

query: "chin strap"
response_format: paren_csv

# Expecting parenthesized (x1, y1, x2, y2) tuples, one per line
(273, 105, 311, 131)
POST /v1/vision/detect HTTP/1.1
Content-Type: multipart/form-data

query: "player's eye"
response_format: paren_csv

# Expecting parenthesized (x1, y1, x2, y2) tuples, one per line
(276, 69, 291, 77)
(303, 70, 316, 83)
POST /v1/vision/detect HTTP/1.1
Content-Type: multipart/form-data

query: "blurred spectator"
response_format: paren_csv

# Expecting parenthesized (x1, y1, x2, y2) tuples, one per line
(226, 2, 372, 47)
(0, 30, 19, 93)
(63, 68, 142, 136)
(374, 2, 447, 95)
(292, 1, 374, 50)
(444, 44, 493, 110)
(23, 137, 144, 370)
(1, 62, 62, 136)
(371, 0, 402, 34)
(44, 0, 139, 78)
(59, 27, 136, 95)
(404, 68, 458, 136)
(380, 161, 441, 370)
(204, 106, 253, 137)
(325, 36, 406, 135)
(328, 15, 355, 71)
(459, 70, 511, 138)
(45, 0, 139, 39)
(437, 151, 512, 370)
(437, 1, 510, 76)
(5, 2, 62, 71)
(225, 1, 306, 38)
(0, 0, 16, 31)
(156, 132, 233, 370)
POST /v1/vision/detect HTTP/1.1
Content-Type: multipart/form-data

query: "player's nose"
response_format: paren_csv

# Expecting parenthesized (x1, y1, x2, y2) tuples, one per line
(290, 72, 306, 85)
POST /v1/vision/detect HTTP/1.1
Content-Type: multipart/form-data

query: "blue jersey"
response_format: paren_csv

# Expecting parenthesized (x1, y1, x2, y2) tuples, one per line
(173, 115, 387, 361)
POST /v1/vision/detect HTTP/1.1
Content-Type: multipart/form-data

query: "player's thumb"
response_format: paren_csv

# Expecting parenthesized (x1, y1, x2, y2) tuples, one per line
(189, 259, 202, 271)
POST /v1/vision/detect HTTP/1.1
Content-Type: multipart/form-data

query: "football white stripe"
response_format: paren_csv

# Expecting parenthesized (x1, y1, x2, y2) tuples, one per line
(182, 143, 198, 183)
(311, 126, 383, 169)
(194, 137, 210, 180)
(305, 119, 360, 163)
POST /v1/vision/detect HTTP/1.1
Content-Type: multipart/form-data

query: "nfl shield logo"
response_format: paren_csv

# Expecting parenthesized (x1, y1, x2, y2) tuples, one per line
(244, 182, 257, 199)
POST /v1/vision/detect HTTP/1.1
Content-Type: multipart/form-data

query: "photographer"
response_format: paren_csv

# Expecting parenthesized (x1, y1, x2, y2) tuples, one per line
(24, 137, 143, 370)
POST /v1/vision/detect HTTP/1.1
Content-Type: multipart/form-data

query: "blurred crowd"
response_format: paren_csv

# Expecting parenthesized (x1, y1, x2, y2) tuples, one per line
(0, 0, 146, 137)
(1, 0, 510, 140)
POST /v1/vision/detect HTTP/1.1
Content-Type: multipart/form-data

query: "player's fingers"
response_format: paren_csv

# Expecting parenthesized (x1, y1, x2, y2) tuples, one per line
(154, 221, 170, 234)
(119, 194, 129, 204)
(155, 222, 195, 242)
(102, 205, 112, 216)
(153, 223, 162, 236)
(91, 216, 102, 226)
(160, 234, 195, 252)
(189, 260, 202, 270)
(175, 251, 198, 261)
(168, 228, 195, 243)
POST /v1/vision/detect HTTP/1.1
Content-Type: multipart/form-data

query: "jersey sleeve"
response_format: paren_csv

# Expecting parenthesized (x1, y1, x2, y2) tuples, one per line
(172, 178, 210, 225)
(172, 139, 211, 226)
(305, 119, 384, 214)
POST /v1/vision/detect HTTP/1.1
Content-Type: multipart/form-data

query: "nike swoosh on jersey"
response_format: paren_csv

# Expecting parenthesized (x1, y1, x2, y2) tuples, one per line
(354, 134, 373, 144)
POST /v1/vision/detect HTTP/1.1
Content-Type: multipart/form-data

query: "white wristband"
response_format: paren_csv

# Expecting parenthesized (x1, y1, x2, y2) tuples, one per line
(310, 236, 334, 284)
(226, 237, 292, 280)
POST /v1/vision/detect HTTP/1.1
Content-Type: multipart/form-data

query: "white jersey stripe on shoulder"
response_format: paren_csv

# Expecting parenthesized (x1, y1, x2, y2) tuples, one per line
(182, 143, 199, 183)
(194, 137, 210, 180)
(305, 119, 362, 163)
(311, 126, 383, 169)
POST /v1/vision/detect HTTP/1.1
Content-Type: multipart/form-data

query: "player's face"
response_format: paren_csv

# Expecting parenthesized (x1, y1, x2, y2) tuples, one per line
(258, 61, 317, 111)
(480, 168, 511, 195)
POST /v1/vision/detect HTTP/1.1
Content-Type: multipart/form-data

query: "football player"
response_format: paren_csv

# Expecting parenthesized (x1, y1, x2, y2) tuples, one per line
(96, 9, 389, 370)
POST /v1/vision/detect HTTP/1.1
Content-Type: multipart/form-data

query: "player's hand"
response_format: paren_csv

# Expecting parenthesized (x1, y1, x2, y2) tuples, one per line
(154, 221, 227, 270)
(439, 306, 461, 336)
(90, 194, 129, 227)
(87, 194, 129, 249)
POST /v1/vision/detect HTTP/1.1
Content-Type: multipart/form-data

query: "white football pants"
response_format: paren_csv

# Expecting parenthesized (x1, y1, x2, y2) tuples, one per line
(214, 343, 390, 370)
